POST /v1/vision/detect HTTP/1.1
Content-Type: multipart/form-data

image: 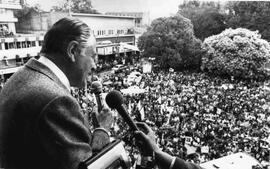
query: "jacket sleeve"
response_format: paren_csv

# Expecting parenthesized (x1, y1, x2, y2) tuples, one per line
(172, 157, 204, 169)
(37, 95, 93, 169)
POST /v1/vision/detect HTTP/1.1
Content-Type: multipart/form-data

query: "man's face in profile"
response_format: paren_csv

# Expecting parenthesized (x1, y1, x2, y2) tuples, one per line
(73, 35, 97, 88)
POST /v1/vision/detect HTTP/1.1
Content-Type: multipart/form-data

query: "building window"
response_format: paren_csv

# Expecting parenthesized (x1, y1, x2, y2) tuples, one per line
(93, 30, 96, 36)
(98, 30, 106, 36)
(27, 41, 31, 47)
(31, 41, 36, 47)
(22, 41, 26, 48)
(16, 55, 24, 66)
(108, 30, 114, 35)
(0, 24, 9, 37)
(3, 56, 9, 66)
(8, 42, 15, 49)
(38, 41, 43, 46)
(16, 42, 21, 49)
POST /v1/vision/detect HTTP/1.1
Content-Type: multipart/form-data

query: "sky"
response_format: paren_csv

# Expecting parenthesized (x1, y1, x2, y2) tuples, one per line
(26, 0, 184, 20)
(91, 0, 183, 20)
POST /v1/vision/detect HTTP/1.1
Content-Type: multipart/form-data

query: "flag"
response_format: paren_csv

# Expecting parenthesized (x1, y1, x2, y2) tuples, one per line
(137, 100, 145, 120)
(185, 144, 197, 155)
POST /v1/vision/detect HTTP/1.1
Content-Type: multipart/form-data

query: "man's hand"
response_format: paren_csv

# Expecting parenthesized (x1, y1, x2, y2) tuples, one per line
(96, 107, 113, 131)
(134, 122, 160, 156)
(91, 107, 113, 152)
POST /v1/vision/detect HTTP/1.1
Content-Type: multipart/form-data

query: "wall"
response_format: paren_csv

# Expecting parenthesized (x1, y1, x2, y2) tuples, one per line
(72, 13, 134, 37)
(17, 12, 135, 38)
(72, 14, 134, 33)
(16, 10, 50, 34)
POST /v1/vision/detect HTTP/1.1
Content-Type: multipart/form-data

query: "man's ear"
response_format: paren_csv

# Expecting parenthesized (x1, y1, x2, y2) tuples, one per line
(67, 41, 79, 62)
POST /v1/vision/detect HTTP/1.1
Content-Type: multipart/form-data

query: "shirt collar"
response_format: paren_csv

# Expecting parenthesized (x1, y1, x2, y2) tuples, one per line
(38, 55, 71, 92)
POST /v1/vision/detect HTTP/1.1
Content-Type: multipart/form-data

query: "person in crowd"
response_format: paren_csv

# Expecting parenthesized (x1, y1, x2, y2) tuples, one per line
(135, 122, 203, 169)
(0, 17, 113, 169)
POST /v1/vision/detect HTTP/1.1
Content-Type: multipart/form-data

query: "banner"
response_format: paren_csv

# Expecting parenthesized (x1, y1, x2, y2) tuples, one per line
(185, 144, 197, 155)
(201, 146, 209, 154)
(142, 62, 152, 73)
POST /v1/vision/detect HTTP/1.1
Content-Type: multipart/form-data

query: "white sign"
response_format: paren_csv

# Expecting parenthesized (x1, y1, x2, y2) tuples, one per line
(142, 63, 152, 73)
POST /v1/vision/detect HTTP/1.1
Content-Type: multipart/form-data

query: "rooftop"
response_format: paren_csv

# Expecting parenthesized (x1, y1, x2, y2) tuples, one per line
(71, 12, 135, 19)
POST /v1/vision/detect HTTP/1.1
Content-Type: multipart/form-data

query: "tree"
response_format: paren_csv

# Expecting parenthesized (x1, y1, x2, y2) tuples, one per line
(138, 14, 202, 70)
(14, 3, 43, 19)
(178, 0, 227, 40)
(225, 1, 270, 42)
(51, 0, 100, 14)
(202, 28, 270, 80)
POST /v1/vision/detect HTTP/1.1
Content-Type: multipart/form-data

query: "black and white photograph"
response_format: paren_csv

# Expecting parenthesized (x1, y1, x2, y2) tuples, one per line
(0, 0, 269, 169)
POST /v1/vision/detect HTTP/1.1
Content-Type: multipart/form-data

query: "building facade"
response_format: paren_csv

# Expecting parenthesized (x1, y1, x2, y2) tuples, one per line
(0, 0, 43, 81)
(71, 13, 136, 56)
(105, 12, 150, 28)
(1, 10, 139, 80)
(16, 11, 137, 55)
(0, 0, 23, 36)
(104, 12, 150, 45)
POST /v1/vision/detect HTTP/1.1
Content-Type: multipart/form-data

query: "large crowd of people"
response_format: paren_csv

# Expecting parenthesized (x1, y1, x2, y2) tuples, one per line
(70, 64, 270, 168)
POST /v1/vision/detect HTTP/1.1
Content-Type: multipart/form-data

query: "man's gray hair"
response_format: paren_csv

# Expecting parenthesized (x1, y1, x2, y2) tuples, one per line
(41, 17, 91, 55)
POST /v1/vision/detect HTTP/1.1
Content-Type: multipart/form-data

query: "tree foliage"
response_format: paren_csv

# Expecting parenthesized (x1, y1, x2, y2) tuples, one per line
(225, 1, 270, 42)
(202, 28, 270, 80)
(178, 0, 227, 40)
(138, 14, 202, 70)
(51, 0, 100, 14)
(14, 3, 43, 19)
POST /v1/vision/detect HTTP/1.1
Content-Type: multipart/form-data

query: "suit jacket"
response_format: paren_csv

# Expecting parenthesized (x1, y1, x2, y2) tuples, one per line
(0, 58, 105, 169)
(172, 157, 203, 169)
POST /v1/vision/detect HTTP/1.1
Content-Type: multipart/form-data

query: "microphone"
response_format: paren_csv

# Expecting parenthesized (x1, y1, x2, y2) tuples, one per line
(91, 81, 103, 113)
(105, 90, 139, 131)
(91, 81, 103, 128)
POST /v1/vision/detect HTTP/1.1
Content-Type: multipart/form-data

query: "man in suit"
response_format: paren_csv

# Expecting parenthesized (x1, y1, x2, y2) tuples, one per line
(0, 17, 112, 169)
(135, 122, 203, 169)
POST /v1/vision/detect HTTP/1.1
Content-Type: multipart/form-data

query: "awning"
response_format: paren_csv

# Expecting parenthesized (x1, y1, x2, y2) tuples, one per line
(0, 66, 23, 75)
(119, 42, 140, 51)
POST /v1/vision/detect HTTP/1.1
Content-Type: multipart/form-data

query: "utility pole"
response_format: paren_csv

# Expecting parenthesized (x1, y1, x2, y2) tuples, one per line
(68, 0, 71, 16)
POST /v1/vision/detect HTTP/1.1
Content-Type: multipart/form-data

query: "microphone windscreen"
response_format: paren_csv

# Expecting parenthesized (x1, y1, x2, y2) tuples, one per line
(91, 81, 102, 94)
(105, 90, 124, 109)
